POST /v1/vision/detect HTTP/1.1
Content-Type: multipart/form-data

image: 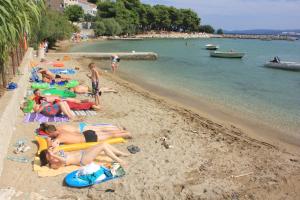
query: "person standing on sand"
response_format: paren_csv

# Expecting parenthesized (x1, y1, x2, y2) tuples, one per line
(111, 54, 120, 73)
(87, 63, 101, 106)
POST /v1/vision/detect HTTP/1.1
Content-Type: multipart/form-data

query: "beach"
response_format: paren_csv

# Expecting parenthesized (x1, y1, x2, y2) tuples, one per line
(0, 52, 299, 199)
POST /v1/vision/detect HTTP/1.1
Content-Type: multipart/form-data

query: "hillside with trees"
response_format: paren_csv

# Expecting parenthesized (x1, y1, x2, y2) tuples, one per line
(91, 0, 205, 36)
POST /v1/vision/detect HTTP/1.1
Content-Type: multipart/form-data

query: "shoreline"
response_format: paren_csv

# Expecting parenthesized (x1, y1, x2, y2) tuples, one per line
(103, 63, 300, 153)
(59, 40, 300, 152)
(94, 32, 297, 41)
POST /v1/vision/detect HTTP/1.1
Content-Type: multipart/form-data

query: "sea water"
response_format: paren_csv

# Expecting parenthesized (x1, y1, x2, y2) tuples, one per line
(70, 38, 300, 141)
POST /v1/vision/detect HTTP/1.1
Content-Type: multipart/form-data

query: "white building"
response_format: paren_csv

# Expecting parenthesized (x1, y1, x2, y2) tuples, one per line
(63, 0, 97, 16)
(78, 0, 97, 16)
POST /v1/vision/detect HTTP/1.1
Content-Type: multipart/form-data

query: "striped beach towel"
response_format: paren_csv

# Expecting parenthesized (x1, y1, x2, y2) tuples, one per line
(71, 110, 97, 116)
(24, 111, 97, 122)
(24, 113, 69, 123)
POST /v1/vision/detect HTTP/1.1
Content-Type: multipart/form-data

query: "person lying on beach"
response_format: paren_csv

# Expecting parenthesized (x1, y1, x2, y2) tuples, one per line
(32, 89, 101, 110)
(70, 85, 117, 94)
(32, 99, 83, 121)
(38, 68, 71, 83)
(87, 63, 101, 105)
(39, 123, 131, 147)
(39, 143, 128, 169)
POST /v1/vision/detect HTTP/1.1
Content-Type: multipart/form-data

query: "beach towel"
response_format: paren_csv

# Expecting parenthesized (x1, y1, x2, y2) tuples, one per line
(33, 156, 113, 177)
(49, 68, 76, 75)
(24, 113, 69, 123)
(71, 110, 97, 116)
(24, 111, 97, 122)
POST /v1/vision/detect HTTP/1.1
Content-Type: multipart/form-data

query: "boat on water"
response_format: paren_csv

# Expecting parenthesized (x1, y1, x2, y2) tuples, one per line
(264, 61, 300, 71)
(205, 44, 219, 50)
(210, 51, 245, 58)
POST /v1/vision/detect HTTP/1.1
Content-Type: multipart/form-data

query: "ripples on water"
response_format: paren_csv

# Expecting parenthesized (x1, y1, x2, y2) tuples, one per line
(70, 38, 300, 136)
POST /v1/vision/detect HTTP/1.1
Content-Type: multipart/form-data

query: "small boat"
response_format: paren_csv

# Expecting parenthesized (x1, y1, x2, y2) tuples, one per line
(210, 51, 245, 58)
(264, 61, 300, 71)
(205, 44, 219, 50)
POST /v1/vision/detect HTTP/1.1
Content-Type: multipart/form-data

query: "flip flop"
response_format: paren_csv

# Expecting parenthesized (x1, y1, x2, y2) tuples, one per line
(127, 145, 140, 154)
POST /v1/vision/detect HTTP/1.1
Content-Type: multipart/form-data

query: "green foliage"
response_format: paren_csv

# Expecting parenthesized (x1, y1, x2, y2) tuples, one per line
(30, 10, 75, 48)
(97, 1, 116, 18)
(102, 18, 122, 36)
(84, 14, 96, 22)
(199, 25, 215, 34)
(64, 5, 84, 23)
(0, 0, 43, 86)
(94, 0, 204, 36)
(216, 29, 224, 34)
(94, 21, 106, 36)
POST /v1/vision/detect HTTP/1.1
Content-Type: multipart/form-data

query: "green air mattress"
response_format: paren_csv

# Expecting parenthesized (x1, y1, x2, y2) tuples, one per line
(42, 88, 76, 98)
(31, 80, 79, 89)
(31, 82, 50, 89)
(64, 80, 79, 88)
(23, 99, 35, 113)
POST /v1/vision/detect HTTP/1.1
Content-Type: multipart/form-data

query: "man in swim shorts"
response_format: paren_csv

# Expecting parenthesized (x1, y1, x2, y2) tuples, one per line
(39, 123, 131, 147)
(87, 63, 100, 105)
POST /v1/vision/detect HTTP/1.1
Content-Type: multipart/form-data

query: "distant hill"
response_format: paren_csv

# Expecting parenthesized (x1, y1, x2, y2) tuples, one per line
(224, 29, 300, 35)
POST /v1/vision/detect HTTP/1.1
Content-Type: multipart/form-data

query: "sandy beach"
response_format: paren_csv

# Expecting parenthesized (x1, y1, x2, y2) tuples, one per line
(0, 52, 299, 200)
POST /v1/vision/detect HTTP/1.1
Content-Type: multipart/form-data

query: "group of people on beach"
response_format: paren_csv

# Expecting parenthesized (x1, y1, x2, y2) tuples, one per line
(21, 55, 129, 170)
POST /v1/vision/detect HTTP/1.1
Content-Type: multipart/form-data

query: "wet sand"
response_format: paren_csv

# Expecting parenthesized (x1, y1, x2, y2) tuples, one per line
(0, 54, 299, 199)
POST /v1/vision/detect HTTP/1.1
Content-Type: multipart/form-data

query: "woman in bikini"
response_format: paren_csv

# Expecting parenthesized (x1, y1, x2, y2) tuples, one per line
(39, 123, 131, 147)
(39, 143, 128, 169)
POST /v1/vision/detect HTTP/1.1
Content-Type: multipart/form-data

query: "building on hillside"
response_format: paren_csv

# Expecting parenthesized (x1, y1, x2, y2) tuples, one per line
(63, 0, 79, 7)
(46, 0, 97, 16)
(78, 0, 97, 16)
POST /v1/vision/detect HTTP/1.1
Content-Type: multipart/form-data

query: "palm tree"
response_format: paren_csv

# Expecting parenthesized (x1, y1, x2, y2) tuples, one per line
(0, 0, 43, 87)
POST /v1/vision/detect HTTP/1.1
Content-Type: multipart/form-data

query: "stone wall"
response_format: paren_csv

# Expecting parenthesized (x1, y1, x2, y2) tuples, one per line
(0, 48, 33, 175)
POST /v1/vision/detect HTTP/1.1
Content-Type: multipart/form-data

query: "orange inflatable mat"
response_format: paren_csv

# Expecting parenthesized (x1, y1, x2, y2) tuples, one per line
(53, 62, 64, 67)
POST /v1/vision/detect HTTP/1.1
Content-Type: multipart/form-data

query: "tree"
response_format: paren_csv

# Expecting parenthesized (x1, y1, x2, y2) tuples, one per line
(216, 29, 224, 34)
(0, 0, 42, 87)
(115, 1, 139, 35)
(84, 14, 95, 22)
(199, 25, 215, 34)
(88, 0, 98, 3)
(97, 1, 116, 18)
(31, 10, 75, 48)
(93, 0, 206, 34)
(64, 5, 84, 23)
(102, 18, 122, 36)
(94, 21, 106, 36)
(180, 9, 200, 32)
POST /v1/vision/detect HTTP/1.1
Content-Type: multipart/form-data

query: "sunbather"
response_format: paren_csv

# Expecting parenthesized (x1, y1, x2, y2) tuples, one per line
(39, 143, 128, 169)
(70, 85, 117, 94)
(38, 68, 71, 83)
(39, 123, 131, 147)
(33, 100, 83, 121)
(33, 89, 100, 110)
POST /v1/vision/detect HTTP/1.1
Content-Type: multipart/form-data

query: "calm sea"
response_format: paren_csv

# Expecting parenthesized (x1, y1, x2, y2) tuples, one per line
(70, 38, 300, 142)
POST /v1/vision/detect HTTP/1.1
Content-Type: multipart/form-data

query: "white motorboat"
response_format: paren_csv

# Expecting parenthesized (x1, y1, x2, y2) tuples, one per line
(264, 61, 300, 71)
(210, 51, 245, 58)
(205, 44, 219, 50)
